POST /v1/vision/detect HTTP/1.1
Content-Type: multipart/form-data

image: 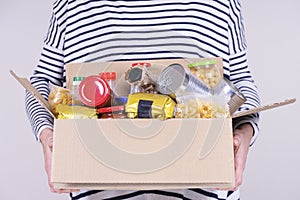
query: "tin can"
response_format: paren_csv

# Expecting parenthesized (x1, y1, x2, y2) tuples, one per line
(78, 75, 111, 107)
(213, 77, 246, 115)
(157, 63, 212, 96)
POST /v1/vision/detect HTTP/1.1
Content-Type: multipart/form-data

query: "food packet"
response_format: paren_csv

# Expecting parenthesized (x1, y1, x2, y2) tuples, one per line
(56, 104, 97, 119)
(48, 83, 72, 116)
(175, 94, 230, 118)
(126, 93, 176, 119)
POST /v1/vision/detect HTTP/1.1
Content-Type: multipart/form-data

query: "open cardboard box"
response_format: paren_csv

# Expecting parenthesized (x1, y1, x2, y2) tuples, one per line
(10, 58, 296, 190)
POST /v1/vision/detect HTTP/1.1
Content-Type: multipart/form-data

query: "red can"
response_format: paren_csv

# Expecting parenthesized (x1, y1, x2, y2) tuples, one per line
(78, 75, 111, 107)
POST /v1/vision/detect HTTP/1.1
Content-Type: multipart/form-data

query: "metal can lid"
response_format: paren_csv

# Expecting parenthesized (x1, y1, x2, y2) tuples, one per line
(157, 63, 186, 94)
(79, 75, 111, 107)
(128, 67, 143, 82)
(97, 105, 125, 113)
(131, 62, 151, 68)
(188, 60, 217, 68)
(99, 72, 116, 80)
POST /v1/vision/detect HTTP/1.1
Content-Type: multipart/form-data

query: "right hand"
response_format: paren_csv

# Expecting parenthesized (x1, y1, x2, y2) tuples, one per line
(40, 128, 79, 193)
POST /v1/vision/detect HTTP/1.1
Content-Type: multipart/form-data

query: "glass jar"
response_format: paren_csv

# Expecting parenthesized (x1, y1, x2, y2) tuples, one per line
(188, 60, 221, 88)
(98, 105, 127, 119)
(71, 76, 85, 105)
(78, 75, 111, 107)
(99, 72, 116, 92)
(127, 62, 152, 94)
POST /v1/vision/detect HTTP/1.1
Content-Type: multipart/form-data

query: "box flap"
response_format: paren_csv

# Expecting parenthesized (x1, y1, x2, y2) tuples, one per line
(232, 98, 296, 118)
(9, 70, 56, 118)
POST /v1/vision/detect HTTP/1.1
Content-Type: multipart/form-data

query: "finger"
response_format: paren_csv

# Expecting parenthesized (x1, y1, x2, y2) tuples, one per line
(55, 189, 80, 194)
(50, 183, 79, 193)
(234, 150, 245, 190)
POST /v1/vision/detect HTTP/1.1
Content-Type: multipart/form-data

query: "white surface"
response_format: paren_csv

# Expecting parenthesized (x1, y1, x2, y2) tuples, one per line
(1, 0, 299, 199)
(242, 0, 300, 199)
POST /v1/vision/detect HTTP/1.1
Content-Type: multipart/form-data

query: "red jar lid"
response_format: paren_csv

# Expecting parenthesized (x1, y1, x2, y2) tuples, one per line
(97, 105, 125, 114)
(79, 75, 111, 107)
(131, 62, 151, 68)
(99, 72, 116, 80)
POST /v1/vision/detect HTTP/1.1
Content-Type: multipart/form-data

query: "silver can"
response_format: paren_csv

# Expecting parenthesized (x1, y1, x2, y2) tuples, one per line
(157, 63, 212, 96)
(213, 77, 247, 115)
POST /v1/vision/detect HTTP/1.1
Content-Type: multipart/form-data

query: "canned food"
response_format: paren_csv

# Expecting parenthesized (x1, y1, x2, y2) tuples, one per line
(157, 63, 212, 96)
(213, 77, 246, 115)
(78, 75, 111, 107)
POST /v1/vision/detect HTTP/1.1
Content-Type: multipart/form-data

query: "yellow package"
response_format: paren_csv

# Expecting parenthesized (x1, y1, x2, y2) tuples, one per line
(48, 83, 72, 116)
(126, 93, 176, 119)
(56, 104, 97, 119)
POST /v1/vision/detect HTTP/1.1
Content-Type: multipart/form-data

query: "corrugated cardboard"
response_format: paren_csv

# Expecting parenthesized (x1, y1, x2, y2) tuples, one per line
(52, 118, 235, 190)
(10, 57, 296, 190)
(51, 58, 237, 190)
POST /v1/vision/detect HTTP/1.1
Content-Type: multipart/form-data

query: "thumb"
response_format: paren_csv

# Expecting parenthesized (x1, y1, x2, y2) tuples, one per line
(233, 136, 240, 153)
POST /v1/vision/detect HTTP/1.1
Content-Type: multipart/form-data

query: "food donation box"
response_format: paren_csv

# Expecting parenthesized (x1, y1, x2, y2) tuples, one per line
(11, 58, 296, 190)
(51, 58, 235, 190)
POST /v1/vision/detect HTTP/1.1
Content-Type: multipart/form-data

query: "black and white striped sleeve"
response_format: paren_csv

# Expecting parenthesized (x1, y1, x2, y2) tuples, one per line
(228, 0, 260, 145)
(25, 0, 66, 141)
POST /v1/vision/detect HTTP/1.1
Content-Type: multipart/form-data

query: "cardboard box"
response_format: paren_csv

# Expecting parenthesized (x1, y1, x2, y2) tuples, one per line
(10, 58, 296, 190)
(52, 118, 234, 190)
(52, 58, 236, 190)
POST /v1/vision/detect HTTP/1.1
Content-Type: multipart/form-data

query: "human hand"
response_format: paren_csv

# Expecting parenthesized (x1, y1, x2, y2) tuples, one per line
(231, 123, 253, 191)
(40, 128, 79, 193)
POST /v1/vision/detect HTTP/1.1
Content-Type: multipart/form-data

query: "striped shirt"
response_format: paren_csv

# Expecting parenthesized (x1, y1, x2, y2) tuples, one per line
(25, 0, 260, 199)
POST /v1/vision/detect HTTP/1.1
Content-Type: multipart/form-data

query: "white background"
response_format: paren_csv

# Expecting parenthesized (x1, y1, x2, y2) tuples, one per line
(1, 0, 299, 199)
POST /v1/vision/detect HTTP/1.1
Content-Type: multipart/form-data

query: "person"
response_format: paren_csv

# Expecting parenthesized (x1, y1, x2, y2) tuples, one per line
(25, 0, 260, 199)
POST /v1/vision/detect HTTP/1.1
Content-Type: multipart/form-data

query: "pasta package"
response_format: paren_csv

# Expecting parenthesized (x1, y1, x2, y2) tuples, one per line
(48, 83, 72, 116)
(175, 94, 230, 119)
(126, 93, 176, 119)
(56, 104, 97, 119)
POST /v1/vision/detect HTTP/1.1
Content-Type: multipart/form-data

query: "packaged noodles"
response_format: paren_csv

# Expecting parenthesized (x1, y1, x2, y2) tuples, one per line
(48, 83, 72, 116)
(56, 104, 97, 119)
(175, 94, 230, 118)
(126, 93, 176, 119)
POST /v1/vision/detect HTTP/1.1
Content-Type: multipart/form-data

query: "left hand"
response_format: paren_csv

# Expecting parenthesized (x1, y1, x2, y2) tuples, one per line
(231, 123, 254, 191)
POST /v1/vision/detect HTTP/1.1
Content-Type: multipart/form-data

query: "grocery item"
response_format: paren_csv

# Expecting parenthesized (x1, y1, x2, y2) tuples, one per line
(99, 72, 116, 92)
(157, 63, 212, 96)
(48, 82, 72, 116)
(78, 75, 111, 107)
(98, 105, 127, 119)
(113, 96, 128, 106)
(126, 93, 176, 119)
(188, 60, 221, 88)
(71, 76, 85, 105)
(125, 62, 157, 94)
(213, 77, 246, 115)
(56, 104, 97, 119)
(175, 94, 229, 118)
